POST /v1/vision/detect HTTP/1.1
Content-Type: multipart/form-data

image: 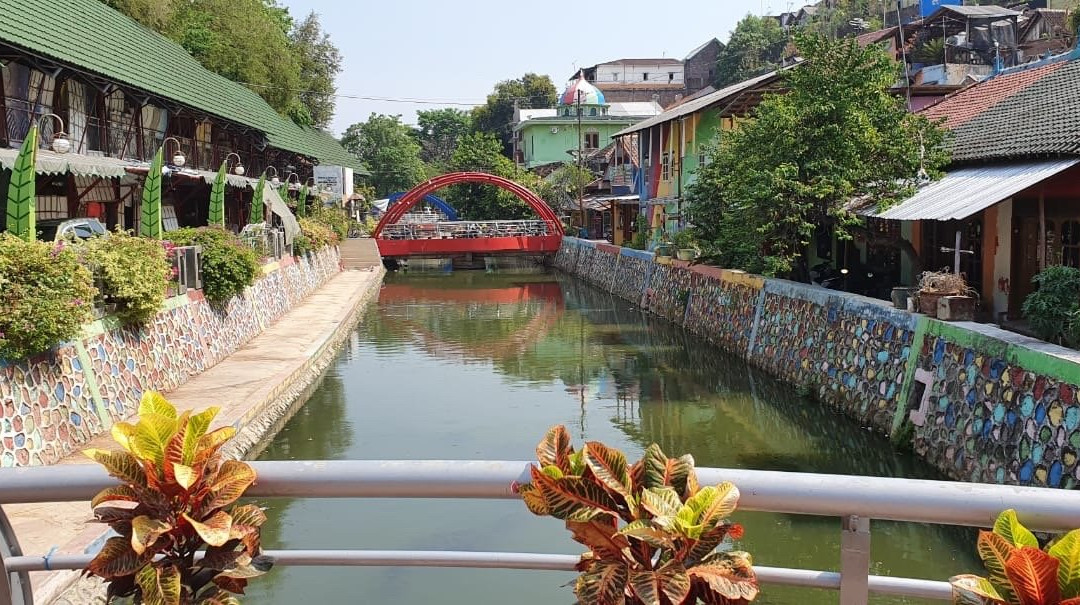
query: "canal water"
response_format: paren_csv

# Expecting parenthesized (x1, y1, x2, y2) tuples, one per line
(246, 269, 980, 604)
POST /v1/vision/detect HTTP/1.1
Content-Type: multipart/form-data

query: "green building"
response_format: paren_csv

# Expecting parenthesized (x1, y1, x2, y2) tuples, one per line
(512, 73, 661, 170)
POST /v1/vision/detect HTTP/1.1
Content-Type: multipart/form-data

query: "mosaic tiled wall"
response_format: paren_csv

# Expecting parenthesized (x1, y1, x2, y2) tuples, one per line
(0, 247, 341, 467)
(558, 236, 1080, 488)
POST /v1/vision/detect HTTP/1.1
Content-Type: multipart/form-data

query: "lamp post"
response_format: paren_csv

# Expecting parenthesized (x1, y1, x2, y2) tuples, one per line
(225, 152, 245, 176)
(37, 113, 71, 154)
(265, 166, 280, 186)
(285, 173, 300, 190)
(162, 136, 186, 167)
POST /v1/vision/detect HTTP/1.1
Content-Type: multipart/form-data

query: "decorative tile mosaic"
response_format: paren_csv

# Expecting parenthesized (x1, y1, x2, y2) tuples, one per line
(684, 276, 761, 354)
(643, 264, 695, 323)
(611, 254, 652, 305)
(0, 247, 341, 467)
(578, 247, 620, 291)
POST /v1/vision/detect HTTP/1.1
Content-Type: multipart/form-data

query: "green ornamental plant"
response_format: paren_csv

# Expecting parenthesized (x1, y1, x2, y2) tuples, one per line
(519, 425, 758, 605)
(249, 175, 266, 225)
(1021, 266, 1080, 347)
(5, 125, 37, 242)
(297, 217, 337, 251)
(295, 185, 308, 218)
(949, 509, 1080, 605)
(0, 234, 96, 360)
(167, 228, 259, 304)
(84, 391, 272, 604)
(81, 231, 172, 324)
(140, 148, 165, 239)
(209, 162, 227, 227)
(309, 205, 349, 240)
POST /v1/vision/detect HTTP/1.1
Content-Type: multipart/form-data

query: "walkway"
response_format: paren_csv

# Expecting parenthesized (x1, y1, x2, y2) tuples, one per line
(2, 265, 384, 603)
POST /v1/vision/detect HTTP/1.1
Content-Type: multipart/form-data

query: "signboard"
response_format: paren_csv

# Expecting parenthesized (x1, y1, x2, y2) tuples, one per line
(313, 164, 343, 197)
(920, 0, 962, 18)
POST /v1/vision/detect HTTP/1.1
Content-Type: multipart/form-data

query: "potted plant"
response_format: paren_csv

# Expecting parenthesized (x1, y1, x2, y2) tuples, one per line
(655, 232, 675, 259)
(83, 391, 272, 604)
(673, 229, 699, 261)
(518, 425, 759, 605)
(949, 509, 1080, 604)
(915, 270, 976, 320)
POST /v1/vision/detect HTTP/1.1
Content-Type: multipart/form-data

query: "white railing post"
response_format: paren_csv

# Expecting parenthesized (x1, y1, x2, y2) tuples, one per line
(840, 515, 871, 605)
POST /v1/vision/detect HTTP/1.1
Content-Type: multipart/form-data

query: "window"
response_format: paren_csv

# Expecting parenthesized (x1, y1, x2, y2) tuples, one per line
(698, 147, 708, 168)
(1062, 220, 1080, 267)
(642, 72, 649, 81)
(589, 108, 597, 116)
(669, 72, 675, 82)
(585, 131, 599, 149)
(612, 73, 618, 81)
(564, 108, 571, 116)
(661, 152, 671, 180)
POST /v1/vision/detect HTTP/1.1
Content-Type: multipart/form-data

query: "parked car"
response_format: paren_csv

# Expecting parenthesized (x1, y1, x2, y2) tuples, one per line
(36, 218, 107, 242)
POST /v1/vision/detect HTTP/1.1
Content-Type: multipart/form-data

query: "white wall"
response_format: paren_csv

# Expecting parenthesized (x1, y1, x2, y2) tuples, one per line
(595, 63, 684, 84)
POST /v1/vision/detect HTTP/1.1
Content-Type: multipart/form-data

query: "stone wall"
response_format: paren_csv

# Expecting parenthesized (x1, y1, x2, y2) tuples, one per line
(0, 247, 341, 467)
(555, 237, 1080, 489)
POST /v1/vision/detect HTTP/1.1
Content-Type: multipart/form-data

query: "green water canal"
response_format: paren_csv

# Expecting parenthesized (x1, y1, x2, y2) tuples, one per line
(246, 270, 979, 604)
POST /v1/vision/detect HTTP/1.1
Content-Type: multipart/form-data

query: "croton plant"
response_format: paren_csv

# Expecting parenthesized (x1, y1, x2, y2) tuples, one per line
(951, 509, 1080, 605)
(518, 425, 758, 605)
(83, 392, 272, 604)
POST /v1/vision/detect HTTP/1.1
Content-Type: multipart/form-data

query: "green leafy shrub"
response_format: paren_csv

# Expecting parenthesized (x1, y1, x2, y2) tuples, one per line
(298, 217, 337, 250)
(308, 205, 349, 240)
(291, 233, 313, 257)
(80, 231, 171, 324)
(1021, 265, 1080, 346)
(0, 234, 96, 360)
(361, 215, 377, 236)
(167, 227, 259, 304)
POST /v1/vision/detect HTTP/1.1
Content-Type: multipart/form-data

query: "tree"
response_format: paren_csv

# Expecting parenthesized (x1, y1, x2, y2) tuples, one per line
(471, 74, 557, 157)
(714, 15, 791, 88)
(687, 33, 948, 278)
(340, 114, 426, 197)
(413, 108, 472, 169)
(288, 12, 342, 128)
(536, 163, 594, 218)
(444, 132, 538, 220)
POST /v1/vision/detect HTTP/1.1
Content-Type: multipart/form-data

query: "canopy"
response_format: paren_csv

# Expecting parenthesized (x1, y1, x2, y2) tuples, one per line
(264, 186, 301, 244)
(0, 147, 134, 178)
(865, 159, 1080, 221)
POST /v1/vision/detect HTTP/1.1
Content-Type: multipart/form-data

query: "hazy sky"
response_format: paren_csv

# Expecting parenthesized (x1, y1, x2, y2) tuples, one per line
(283, 0, 774, 135)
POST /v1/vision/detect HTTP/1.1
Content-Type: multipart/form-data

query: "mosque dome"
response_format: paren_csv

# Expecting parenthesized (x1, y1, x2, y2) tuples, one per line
(560, 72, 606, 106)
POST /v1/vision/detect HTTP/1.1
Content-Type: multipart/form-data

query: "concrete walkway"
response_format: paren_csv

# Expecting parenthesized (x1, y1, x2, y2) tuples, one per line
(3, 266, 384, 603)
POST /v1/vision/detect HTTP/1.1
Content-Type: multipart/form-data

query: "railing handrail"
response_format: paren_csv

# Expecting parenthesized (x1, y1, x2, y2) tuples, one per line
(3, 460, 1078, 531)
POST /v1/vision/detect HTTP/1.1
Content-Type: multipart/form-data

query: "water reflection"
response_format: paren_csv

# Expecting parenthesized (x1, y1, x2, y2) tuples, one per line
(248, 270, 979, 605)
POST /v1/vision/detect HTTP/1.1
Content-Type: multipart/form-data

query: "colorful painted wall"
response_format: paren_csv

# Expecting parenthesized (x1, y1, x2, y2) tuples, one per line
(0, 247, 341, 467)
(556, 237, 1080, 489)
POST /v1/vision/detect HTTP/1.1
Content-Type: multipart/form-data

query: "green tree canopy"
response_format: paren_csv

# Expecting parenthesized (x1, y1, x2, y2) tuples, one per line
(445, 132, 540, 220)
(714, 15, 791, 88)
(340, 113, 426, 197)
(471, 73, 557, 157)
(102, 0, 340, 126)
(687, 33, 948, 278)
(412, 108, 472, 169)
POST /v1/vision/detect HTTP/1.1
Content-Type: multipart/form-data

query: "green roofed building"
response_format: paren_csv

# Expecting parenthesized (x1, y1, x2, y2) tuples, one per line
(0, 0, 366, 233)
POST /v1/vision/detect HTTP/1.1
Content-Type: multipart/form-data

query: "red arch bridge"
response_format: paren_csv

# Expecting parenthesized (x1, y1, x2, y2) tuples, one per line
(373, 172, 564, 259)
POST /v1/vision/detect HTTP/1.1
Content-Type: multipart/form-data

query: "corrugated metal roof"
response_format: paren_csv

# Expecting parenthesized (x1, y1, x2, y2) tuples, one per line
(612, 68, 790, 137)
(929, 5, 1020, 18)
(867, 159, 1080, 221)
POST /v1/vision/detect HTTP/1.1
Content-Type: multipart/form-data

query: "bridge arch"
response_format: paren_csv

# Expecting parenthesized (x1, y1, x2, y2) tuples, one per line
(388, 191, 459, 221)
(373, 172, 564, 239)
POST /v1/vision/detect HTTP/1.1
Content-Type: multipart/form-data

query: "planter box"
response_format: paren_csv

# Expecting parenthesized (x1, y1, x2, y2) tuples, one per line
(677, 248, 698, 261)
(918, 292, 943, 316)
(938, 295, 976, 321)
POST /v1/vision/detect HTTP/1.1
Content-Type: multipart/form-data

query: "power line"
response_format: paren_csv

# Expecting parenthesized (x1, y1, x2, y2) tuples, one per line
(238, 80, 572, 107)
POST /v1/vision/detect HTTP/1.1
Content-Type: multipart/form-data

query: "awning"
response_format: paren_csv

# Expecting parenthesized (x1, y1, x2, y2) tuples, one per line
(865, 159, 1080, 221)
(264, 186, 301, 245)
(0, 147, 135, 178)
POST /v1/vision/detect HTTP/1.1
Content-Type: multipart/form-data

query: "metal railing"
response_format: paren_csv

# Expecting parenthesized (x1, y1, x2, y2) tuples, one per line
(239, 225, 289, 260)
(4, 461, 1080, 605)
(380, 220, 555, 240)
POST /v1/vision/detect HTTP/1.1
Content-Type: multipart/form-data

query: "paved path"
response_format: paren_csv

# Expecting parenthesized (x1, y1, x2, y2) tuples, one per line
(2, 266, 384, 602)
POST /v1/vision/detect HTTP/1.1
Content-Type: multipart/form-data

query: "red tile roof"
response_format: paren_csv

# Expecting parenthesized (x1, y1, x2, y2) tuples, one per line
(919, 61, 1065, 130)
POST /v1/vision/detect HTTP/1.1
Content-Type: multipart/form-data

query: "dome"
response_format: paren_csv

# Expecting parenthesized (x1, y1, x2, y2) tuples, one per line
(560, 72, 606, 106)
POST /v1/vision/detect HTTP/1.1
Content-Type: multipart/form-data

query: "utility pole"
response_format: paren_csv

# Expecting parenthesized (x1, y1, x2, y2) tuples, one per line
(576, 87, 584, 237)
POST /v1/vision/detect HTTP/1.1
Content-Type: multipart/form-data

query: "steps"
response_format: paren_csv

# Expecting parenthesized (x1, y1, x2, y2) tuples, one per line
(339, 238, 382, 269)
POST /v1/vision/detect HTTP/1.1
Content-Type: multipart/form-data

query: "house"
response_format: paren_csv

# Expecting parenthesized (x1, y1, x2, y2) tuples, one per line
(886, 0, 963, 26)
(1019, 8, 1073, 58)
(572, 39, 727, 108)
(612, 69, 788, 240)
(856, 45, 1080, 322)
(683, 39, 724, 94)
(511, 74, 661, 170)
(0, 0, 364, 235)
(578, 137, 643, 245)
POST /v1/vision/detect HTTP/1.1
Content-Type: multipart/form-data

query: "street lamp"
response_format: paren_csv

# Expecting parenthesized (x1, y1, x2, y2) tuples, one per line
(284, 172, 300, 193)
(225, 152, 245, 176)
(162, 136, 186, 167)
(38, 113, 70, 154)
(264, 166, 280, 186)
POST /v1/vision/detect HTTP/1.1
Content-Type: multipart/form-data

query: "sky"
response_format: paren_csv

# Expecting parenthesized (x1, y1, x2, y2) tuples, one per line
(283, 0, 776, 136)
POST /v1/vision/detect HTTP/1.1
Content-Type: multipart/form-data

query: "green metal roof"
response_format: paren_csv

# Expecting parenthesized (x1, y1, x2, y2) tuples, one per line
(0, 0, 362, 170)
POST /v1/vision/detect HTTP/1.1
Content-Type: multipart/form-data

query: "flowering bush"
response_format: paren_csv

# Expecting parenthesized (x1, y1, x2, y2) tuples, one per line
(308, 205, 349, 241)
(298, 217, 337, 252)
(0, 234, 96, 361)
(79, 231, 172, 325)
(167, 227, 259, 304)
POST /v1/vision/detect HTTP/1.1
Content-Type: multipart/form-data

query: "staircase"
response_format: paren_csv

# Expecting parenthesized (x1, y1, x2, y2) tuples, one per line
(339, 238, 383, 270)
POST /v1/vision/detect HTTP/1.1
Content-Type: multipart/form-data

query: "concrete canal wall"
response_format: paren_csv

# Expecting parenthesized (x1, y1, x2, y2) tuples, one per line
(0, 247, 342, 468)
(557, 237, 1080, 489)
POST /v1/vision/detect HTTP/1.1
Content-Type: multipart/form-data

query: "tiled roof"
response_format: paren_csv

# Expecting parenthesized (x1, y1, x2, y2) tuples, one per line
(0, 0, 361, 171)
(918, 57, 1080, 163)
